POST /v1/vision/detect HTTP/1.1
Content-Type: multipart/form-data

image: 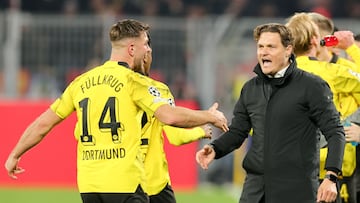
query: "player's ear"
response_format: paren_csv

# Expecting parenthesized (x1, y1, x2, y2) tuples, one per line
(128, 44, 135, 57)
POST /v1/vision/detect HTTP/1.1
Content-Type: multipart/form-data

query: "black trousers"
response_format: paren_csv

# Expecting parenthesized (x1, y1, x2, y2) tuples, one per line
(149, 183, 176, 203)
(80, 185, 149, 203)
(239, 174, 265, 203)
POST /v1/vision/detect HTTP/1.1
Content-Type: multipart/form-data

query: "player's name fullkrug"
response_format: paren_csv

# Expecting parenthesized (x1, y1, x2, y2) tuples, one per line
(80, 74, 124, 93)
(82, 147, 126, 160)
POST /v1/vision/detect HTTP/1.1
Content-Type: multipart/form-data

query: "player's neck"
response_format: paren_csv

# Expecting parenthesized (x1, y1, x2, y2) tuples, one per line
(110, 51, 133, 67)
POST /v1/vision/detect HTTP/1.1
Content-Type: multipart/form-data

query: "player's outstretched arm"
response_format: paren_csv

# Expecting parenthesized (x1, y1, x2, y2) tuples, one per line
(154, 102, 228, 131)
(5, 109, 63, 179)
(163, 124, 212, 146)
(207, 102, 229, 132)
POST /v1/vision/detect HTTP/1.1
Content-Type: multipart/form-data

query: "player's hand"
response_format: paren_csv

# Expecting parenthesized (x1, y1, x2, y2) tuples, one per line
(5, 156, 25, 180)
(334, 30, 355, 50)
(201, 124, 212, 139)
(344, 123, 360, 142)
(208, 102, 229, 132)
(317, 178, 337, 203)
(196, 144, 215, 170)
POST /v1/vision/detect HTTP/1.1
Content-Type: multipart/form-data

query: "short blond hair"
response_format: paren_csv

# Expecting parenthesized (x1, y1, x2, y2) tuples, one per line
(307, 12, 334, 36)
(286, 12, 319, 56)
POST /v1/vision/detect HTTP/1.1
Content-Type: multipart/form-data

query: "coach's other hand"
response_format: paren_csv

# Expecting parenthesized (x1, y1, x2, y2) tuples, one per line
(196, 144, 216, 170)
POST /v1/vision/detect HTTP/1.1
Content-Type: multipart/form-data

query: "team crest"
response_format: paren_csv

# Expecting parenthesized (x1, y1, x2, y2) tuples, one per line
(148, 86, 161, 97)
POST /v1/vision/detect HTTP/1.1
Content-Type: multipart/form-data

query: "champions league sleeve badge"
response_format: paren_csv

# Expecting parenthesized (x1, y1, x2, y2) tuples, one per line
(148, 86, 175, 105)
(148, 86, 161, 97)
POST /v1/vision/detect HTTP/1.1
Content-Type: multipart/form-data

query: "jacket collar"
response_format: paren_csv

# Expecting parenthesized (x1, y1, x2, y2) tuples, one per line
(253, 54, 296, 86)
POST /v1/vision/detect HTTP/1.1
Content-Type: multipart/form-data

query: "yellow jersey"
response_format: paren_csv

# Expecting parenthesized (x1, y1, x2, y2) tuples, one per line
(139, 80, 205, 195)
(296, 56, 360, 118)
(50, 61, 169, 193)
(345, 44, 360, 70)
(334, 45, 360, 106)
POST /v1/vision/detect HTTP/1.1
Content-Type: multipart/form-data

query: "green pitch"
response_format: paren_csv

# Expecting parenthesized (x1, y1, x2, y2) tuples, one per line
(0, 185, 238, 203)
(0, 187, 81, 203)
(176, 185, 239, 203)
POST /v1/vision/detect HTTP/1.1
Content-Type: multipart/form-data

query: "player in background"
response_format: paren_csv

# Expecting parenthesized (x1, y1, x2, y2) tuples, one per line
(286, 13, 360, 120)
(4, 19, 228, 203)
(308, 12, 360, 203)
(135, 33, 212, 203)
(309, 12, 360, 70)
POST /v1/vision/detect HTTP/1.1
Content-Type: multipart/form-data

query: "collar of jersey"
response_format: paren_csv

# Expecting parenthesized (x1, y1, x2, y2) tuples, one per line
(118, 61, 130, 69)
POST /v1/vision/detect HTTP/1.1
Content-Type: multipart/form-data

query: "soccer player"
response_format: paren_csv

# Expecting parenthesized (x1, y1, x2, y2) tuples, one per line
(308, 12, 360, 71)
(137, 33, 212, 203)
(5, 19, 228, 203)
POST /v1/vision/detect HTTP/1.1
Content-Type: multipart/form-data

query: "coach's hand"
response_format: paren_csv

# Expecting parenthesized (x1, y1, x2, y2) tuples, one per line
(196, 144, 216, 170)
(317, 176, 338, 203)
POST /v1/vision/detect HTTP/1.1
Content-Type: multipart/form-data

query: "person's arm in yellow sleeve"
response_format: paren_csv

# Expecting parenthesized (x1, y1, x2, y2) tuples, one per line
(163, 124, 212, 146)
(345, 44, 360, 69)
(330, 62, 360, 94)
(334, 31, 360, 70)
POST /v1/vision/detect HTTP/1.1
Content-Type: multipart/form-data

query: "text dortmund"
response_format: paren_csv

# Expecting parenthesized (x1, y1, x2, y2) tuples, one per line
(82, 147, 126, 160)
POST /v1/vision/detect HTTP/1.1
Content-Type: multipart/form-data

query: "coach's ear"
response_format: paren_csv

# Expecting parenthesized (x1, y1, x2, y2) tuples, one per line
(285, 45, 292, 57)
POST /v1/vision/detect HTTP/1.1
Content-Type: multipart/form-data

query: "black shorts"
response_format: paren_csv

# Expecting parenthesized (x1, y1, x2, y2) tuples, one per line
(149, 183, 176, 203)
(81, 185, 149, 203)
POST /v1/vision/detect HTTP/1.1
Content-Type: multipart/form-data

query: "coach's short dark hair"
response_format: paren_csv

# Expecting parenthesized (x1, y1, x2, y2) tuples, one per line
(253, 23, 294, 47)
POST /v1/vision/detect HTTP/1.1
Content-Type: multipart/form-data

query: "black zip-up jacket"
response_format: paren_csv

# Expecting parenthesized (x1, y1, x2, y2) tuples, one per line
(211, 55, 345, 203)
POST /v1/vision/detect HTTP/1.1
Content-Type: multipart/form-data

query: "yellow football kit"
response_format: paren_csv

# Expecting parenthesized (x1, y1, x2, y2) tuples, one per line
(50, 61, 170, 193)
(139, 80, 205, 196)
(334, 45, 360, 106)
(344, 44, 360, 70)
(296, 56, 360, 118)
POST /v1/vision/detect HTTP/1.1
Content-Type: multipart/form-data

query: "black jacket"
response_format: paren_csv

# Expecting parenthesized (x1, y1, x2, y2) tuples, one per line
(211, 55, 345, 203)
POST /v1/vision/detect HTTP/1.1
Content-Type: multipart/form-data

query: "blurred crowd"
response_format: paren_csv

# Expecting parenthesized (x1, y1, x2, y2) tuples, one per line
(1, 0, 359, 18)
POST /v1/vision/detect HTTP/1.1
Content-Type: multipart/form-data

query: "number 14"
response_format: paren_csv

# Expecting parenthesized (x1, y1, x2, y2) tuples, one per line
(79, 97, 124, 145)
